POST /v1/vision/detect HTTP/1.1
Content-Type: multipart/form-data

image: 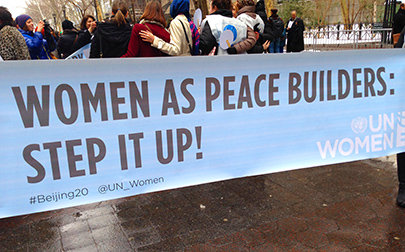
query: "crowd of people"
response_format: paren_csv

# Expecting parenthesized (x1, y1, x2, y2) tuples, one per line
(0, 0, 404, 208)
(0, 0, 307, 61)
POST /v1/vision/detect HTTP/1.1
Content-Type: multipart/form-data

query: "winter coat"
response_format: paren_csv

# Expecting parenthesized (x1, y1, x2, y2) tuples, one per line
(199, 9, 256, 55)
(286, 17, 305, 52)
(19, 29, 54, 60)
(255, 0, 274, 42)
(236, 6, 266, 54)
(395, 26, 405, 48)
(393, 8, 405, 34)
(90, 20, 132, 58)
(0, 25, 30, 60)
(151, 14, 193, 56)
(58, 29, 92, 58)
(237, 6, 264, 34)
(122, 20, 170, 57)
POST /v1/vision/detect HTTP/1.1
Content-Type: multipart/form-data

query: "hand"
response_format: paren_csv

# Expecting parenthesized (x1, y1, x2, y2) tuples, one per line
(88, 21, 97, 34)
(227, 46, 237, 54)
(262, 40, 270, 51)
(37, 21, 45, 32)
(139, 30, 155, 44)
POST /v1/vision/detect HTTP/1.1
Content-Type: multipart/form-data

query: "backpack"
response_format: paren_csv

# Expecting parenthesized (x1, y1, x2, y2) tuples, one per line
(270, 17, 284, 39)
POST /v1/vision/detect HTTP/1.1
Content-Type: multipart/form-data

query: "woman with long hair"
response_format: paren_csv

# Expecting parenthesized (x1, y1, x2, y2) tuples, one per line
(90, 0, 132, 58)
(139, 0, 198, 56)
(122, 0, 170, 57)
(0, 6, 30, 60)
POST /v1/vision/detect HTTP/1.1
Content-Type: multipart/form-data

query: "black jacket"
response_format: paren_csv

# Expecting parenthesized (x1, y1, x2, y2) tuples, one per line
(286, 17, 305, 52)
(90, 20, 132, 58)
(393, 8, 405, 34)
(58, 29, 92, 58)
(255, 0, 273, 42)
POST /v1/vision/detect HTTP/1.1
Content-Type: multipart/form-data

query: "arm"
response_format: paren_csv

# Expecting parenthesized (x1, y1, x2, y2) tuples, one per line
(24, 32, 44, 55)
(150, 18, 184, 56)
(233, 26, 257, 53)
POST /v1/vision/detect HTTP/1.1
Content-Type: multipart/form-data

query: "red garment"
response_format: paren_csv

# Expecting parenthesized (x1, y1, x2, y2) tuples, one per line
(121, 22, 170, 57)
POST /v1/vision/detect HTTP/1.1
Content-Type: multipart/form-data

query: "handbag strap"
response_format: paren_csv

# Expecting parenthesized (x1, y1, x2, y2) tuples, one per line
(179, 20, 193, 54)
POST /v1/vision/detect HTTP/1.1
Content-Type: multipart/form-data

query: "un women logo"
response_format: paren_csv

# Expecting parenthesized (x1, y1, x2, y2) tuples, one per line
(351, 116, 368, 134)
(398, 111, 405, 128)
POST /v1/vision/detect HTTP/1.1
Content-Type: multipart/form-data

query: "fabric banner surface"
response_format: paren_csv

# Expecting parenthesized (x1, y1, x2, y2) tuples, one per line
(65, 43, 91, 60)
(0, 49, 404, 218)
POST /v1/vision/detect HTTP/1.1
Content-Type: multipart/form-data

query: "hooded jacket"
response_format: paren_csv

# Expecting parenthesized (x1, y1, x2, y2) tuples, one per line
(199, 9, 256, 55)
(90, 18, 132, 58)
(19, 29, 54, 59)
(237, 6, 264, 34)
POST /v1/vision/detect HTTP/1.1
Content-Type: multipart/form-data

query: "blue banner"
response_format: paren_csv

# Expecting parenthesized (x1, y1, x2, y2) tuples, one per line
(0, 49, 404, 218)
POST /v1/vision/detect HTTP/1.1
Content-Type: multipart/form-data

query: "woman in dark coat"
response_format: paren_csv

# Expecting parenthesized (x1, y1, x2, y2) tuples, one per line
(57, 20, 93, 59)
(90, 0, 132, 58)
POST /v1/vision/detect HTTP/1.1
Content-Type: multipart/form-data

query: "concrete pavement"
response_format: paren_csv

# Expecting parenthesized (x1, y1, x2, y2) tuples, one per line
(1, 156, 404, 251)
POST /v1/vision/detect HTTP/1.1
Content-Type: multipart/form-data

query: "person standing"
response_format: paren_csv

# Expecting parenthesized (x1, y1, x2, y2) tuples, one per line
(0, 6, 30, 60)
(393, 3, 405, 46)
(90, 0, 132, 58)
(57, 20, 94, 59)
(268, 9, 284, 53)
(286, 10, 304, 53)
(15, 14, 55, 59)
(199, 0, 256, 55)
(139, 0, 195, 56)
(121, 0, 170, 57)
(235, 0, 269, 54)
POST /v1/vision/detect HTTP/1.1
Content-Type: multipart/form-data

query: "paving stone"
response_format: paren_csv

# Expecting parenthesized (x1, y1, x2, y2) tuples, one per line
(65, 243, 98, 252)
(136, 236, 185, 252)
(295, 230, 329, 249)
(87, 212, 120, 230)
(61, 229, 94, 251)
(326, 230, 363, 249)
(277, 217, 308, 233)
(96, 237, 133, 252)
(127, 227, 161, 248)
(1, 158, 404, 251)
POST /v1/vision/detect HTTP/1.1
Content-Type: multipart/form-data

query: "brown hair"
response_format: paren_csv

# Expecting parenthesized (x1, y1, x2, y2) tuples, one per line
(140, 0, 167, 27)
(111, 0, 128, 27)
(80, 14, 95, 30)
(211, 0, 232, 11)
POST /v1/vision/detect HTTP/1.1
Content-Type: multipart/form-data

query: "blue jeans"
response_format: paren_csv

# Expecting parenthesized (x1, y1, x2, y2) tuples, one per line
(269, 38, 281, 53)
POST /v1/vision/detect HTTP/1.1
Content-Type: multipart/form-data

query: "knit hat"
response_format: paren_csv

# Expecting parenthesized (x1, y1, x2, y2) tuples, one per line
(237, 0, 256, 7)
(62, 20, 75, 30)
(15, 14, 31, 29)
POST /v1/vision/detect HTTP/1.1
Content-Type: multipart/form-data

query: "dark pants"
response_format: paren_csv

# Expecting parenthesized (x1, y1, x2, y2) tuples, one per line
(398, 152, 405, 184)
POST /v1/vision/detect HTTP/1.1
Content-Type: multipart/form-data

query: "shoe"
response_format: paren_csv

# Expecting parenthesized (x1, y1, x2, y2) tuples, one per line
(397, 183, 405, 208)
